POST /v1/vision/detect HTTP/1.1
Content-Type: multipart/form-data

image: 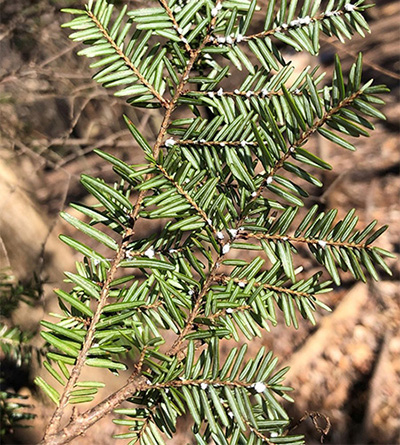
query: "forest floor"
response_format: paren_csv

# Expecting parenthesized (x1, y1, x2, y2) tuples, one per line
(0, 0, 399, 444)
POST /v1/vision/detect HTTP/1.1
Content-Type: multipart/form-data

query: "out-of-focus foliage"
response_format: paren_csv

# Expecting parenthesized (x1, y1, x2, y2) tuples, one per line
(0, 383, 36, 438)
(0, 271, 42, 438)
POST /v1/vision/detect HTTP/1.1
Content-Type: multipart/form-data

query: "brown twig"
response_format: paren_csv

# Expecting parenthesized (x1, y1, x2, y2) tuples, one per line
(184, 89, 288, 98)
(147, 377, 267, 390)
(158, 0, 192, 54)
(167, 255, 223, 356)
(243, 8, 352, 42)
(206, 304, 252, 320)
(40, 376, 149, 445)
(288, 411, 331, 443)
(214, 275, 321, 300)
(169, 139, 259, 147)
(240, 231, 370, 251)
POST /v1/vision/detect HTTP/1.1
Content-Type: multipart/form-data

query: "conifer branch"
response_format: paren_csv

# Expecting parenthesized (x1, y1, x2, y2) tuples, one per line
(40, 371, 282, 444)
(154, 162, 219, 236)
(87, 11, 169, 108)
(43, 245, 127, 439)
(242, 6, 358, 42)
(240, 231, 372, 251)
(43, 6, 222, 444)
(41, 376, 148, 445)
(249, 89, 365, 202)
(39, 1, 392, 444)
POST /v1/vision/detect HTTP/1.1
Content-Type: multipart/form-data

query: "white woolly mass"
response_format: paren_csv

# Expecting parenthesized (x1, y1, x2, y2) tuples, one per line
(344, 3, 356, 12)
(245, 90, 254, 97)
(240, 140, 247, 147)
(207, 218, 213, 225)
(217, 87, 224, 97)
(226, 36, 233, 44)
(200, 382, 208, 390)
(215, 2, 222, 11)
(251, 191, 257, 197)
(146, 379, 152, 385)
(220, 142, 225, 147)
(228, 228, 238, 238)
(169, 248, 177, 253)
(261, 88, 269, 97)
(165, 138, 175, 147)
(216, 231, 224, 240)
(217, 36, 226, 44)
(226, 308, 234, 314)
(188, 289, 194, 296)
(238, 281, 246, 288)
(298, 15, 311, 25)
(266, 176, 273, 185)
(318, 240, 327, 249)
(207, 91, 215, 98)
(144, 247, 155, 258)
(253, 382, 266, 393)
(228, 411, 234, 419)
(325, 10, 340, 17)
(290, 16, 311, 27)
(211, 7, 218, 16)
(236, 34, 243, 42)
(234, 89, 240, 94)
(222, 243, 231, 254)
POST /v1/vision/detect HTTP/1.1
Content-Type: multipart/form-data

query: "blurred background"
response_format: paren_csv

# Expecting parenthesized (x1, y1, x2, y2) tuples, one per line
(0, 0, 399, 443)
